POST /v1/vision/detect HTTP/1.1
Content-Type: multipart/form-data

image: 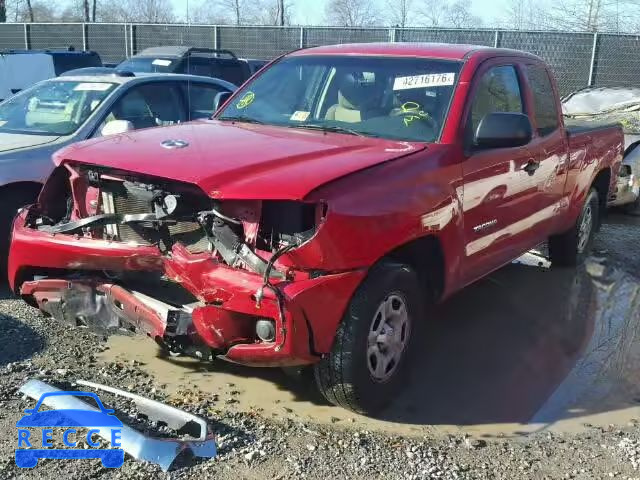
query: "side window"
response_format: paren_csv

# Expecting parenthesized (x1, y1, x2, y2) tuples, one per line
(470, 65, 523, 137)
(526, 64, 559, 136)
(99, 83, 185, 133)
(185, 58, 214, 78)
(182, 83, 227, 119)
(211, 61, 250, 86)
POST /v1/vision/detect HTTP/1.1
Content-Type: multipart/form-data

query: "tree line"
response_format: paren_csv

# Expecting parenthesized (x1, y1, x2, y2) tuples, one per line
(0, 0, 639, 33)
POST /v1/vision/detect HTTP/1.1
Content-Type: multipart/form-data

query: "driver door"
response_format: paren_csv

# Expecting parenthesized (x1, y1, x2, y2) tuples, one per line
(461, 62, 542, 284)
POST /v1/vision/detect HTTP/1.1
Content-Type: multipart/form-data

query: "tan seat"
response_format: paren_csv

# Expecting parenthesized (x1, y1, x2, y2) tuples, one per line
(325, 72, 384, 123)
(325, 91, 362, 123)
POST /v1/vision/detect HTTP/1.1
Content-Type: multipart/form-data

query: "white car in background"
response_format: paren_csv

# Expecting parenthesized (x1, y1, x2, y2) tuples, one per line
(563, 86, 640, 213)
(0, 49, 103, 102)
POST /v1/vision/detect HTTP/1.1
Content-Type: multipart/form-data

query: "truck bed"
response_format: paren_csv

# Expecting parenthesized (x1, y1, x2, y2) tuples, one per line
(564, 118, 622, 136)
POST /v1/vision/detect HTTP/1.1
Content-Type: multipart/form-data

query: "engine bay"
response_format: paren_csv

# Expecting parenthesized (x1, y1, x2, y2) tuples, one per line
(29, 163, 320, 280)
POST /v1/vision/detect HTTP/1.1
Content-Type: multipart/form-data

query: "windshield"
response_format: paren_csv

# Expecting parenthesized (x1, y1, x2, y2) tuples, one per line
(0, 80, 116, 136)
(118, 57, 177, 73)
(217, 55, 462, 142)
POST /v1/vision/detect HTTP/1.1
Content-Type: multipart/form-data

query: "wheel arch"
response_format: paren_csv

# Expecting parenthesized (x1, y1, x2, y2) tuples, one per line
(0, 181, 43, 203)
(591, 167, 611, 228)
(373, 234, 445, 304)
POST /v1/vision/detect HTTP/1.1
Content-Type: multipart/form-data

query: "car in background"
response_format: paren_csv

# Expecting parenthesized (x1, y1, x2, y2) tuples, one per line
(116, 47, 266, 86)
(0, 49, 102, 102)
(0, 72, 236, 265)
(563, 86, 640, 212)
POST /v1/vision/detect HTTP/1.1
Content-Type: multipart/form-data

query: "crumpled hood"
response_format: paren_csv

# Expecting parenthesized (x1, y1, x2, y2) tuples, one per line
(55, 120, 426, 200)
(0, 132, 60, 153)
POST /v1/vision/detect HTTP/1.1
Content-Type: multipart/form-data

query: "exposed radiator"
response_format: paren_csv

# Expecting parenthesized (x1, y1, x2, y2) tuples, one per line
(103, 181, 210, 253)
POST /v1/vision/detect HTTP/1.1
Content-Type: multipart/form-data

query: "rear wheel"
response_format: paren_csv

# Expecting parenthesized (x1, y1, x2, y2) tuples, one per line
(314, 261, 424, 414)
(549, 189, 600, 267)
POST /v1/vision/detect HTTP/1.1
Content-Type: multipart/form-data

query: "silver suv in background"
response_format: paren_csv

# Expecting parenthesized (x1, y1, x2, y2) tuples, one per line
(0, 72, 236, 265)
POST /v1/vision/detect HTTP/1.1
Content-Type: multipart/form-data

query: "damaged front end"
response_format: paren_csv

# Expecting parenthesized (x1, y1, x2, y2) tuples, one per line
(10, 163, 365, 366)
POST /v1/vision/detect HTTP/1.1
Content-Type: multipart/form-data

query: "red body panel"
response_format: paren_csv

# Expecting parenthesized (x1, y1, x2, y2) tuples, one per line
(56, 121, 425, 201)
(8, 44, 624, 367)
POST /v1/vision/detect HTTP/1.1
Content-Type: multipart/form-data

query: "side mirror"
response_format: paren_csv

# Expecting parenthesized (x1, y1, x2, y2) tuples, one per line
(100, 119, 133, 136)
(474, 112, 533, 149)
(213, 91, 232, 112)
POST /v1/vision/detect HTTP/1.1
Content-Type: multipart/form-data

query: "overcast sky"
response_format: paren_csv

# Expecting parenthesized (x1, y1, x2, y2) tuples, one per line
(169, 0, 505, 26)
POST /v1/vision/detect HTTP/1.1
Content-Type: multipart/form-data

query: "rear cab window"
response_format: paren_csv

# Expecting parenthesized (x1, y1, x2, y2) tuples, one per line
(525, 64, 559, 136)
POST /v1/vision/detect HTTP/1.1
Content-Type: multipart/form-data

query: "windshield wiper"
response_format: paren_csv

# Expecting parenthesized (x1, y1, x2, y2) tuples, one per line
(219, 116, 265, 125)
(291, 123, 365, 137)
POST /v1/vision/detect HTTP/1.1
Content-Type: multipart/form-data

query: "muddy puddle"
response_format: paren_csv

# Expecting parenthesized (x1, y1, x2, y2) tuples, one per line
(99, 255, 640, 439)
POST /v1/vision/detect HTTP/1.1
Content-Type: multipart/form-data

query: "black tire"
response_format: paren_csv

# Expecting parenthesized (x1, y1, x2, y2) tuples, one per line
(313, 261, 425, 415)
(549, 189, 600, 267)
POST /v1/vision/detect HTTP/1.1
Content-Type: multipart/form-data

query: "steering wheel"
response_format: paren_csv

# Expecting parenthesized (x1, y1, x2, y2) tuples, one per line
(393, 101, 438, 131)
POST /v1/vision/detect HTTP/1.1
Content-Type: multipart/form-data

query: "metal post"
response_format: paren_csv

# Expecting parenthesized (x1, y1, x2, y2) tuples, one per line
(124, 24, 129, 58)
(23, 23, 30, 50)
(588, 32, 599, 86)
(299, 26, 305, 48)
(213, 25, 218, 49)
(82, 23, 88, 51)
(130, 24, 136, 56)
(389, 28, 397, 42)
(493, 30, 501, 48)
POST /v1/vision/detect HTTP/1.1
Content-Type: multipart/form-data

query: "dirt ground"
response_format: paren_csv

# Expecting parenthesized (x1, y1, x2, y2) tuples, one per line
(0, 211, 639, 479)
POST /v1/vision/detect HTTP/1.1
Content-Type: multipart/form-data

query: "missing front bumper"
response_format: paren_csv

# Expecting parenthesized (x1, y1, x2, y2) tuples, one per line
(10, 209, 367, 367)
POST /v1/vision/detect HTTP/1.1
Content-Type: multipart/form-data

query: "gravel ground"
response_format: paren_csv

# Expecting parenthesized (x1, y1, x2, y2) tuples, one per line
(0, 212, 638, 479)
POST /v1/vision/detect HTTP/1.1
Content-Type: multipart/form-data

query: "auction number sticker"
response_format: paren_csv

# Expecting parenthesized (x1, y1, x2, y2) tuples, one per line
(393, 73, 455, 90)
(152, 59, 173, 66)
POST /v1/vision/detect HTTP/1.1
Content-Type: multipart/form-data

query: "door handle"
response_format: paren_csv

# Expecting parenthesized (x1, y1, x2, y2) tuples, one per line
(522, 159, 540, 176)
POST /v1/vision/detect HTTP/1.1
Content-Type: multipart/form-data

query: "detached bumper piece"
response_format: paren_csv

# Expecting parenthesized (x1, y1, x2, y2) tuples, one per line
(19, 379, 217, 471)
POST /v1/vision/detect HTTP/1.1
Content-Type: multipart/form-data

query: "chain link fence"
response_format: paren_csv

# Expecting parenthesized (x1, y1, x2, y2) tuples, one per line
(0, 22, 638, 95)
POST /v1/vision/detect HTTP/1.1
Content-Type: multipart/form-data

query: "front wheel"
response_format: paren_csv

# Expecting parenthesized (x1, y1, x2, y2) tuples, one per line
(314, 262, 424, 414)
(549, 188, 600, 267)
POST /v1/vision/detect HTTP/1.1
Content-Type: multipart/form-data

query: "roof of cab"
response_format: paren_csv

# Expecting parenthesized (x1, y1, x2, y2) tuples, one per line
(290, 42, 541, 61)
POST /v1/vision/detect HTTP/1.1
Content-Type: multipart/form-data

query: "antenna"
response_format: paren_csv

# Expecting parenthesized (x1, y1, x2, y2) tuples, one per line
(186, 0, 192, 119)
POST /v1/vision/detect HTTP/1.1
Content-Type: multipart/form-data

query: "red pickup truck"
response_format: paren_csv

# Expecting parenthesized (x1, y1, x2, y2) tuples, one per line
(8, 43, 623, 414)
